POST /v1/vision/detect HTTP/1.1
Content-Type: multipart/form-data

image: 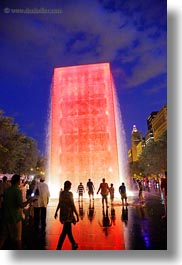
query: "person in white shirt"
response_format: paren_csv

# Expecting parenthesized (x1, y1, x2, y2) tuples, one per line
(33, 176, 50, 234)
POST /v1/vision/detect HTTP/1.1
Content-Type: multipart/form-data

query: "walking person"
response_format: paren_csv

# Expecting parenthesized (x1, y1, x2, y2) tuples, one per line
(86, 178, 95, 200)
(54, 180, 79, 250)
(32, 176, 50, 234)
(109, 183, 114, 204)
(119, 182, 128, 205)
(77, 182, 85, 201)
(97, 178, 109, 208)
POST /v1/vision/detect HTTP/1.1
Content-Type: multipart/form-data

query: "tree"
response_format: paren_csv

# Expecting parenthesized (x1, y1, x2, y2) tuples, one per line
(139, 131, 167, 177)
(0, 110, 41, 175)
(129, 161, 143, 179)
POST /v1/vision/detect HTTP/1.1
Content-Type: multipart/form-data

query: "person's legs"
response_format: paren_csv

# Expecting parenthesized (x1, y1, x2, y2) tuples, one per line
(121, 194, 124, 205)
(40, 207, 46, 231)
(0, 223, 8, 249)
(56, 223, 67, 250)
(66, 222, 78, 249)
(139, 191, 141, 202)
(102, 195, 104, 206)
(15, 220, 22, 249)
(105, 196, 108, 207)
(34, 207, 40, 232)
(6, 222, 22, 249)
(125, 195, 128, 205)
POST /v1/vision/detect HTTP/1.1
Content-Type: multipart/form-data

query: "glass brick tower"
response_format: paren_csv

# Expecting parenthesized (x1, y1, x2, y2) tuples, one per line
(48, 62, 122, 197)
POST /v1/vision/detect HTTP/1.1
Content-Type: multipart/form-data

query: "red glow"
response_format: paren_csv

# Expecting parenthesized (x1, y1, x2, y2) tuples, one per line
(46, 199, 125, 250)
(48, 63, 120, 196)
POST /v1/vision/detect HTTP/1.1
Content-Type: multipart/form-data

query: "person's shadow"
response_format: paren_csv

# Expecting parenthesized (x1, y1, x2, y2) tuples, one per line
(121, 206, 128, 226)
(99, 208, 111, 236)
(110, 205, 116, 226)
(78, 200, 85, 220)
(87, 199, 95, 223)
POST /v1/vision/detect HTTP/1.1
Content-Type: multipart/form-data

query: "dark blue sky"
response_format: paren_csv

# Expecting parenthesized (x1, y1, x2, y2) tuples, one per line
(0, 0, 167, 155)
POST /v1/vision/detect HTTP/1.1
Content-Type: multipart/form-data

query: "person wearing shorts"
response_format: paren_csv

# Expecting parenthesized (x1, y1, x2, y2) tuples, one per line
(119, 182, 128, 205)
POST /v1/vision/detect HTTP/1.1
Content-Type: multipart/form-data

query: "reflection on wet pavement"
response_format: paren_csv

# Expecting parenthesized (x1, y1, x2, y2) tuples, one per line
(1, 190, 167, 250)
(46, 198, 125, 250)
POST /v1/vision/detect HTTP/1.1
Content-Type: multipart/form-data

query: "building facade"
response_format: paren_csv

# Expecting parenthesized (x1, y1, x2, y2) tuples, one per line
(131, 125, 142, 162)
(152, 105, 167, 142)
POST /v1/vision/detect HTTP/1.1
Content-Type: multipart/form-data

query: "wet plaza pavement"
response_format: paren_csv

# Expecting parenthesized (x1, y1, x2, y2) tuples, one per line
(0, 189, 167, 250)
(19, 189, 167, 251)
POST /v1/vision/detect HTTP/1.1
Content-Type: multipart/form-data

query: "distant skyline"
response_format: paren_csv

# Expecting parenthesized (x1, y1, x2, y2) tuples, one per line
(0, 0, 167, 155)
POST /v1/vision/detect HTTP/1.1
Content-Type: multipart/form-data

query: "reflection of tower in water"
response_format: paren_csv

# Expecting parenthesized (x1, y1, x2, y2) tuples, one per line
(48, 63, 128, 197)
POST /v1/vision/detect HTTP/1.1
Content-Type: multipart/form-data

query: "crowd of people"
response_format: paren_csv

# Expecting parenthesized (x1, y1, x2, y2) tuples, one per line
(0, 174, 50, 249)
(0, 173, 167, 250)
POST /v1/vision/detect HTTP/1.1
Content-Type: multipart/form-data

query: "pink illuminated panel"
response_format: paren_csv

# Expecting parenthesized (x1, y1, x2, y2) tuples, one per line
(49, 63, 120, 195)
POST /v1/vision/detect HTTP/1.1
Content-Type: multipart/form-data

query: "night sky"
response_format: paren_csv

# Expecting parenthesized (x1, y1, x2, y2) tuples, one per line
(0, 0, 167, 155)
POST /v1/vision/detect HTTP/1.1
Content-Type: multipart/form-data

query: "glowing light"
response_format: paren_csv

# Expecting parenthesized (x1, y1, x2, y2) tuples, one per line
(108, 167, 113, 172)
(48, 63, 128, 198)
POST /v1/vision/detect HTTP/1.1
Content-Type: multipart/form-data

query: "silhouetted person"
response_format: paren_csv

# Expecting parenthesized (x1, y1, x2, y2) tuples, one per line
(119, 182, 127, 205)
(138, 181, 145, 205)
(109, 183, 114, 204)
(77, 182, 85, 201)
(54, 180, 79, 250)
(146, 179, 150, 192)
(86, 178, 95, 200)
(33, 176, 50, 234)
(97, 178, 109, 209)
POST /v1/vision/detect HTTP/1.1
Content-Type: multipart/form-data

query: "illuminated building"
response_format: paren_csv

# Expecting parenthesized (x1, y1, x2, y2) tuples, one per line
(131, 125, 142, 162)
(152, 105, 167, 141)
(145, 111, 158, 145)
(147, 111, 158, 131)
(48, 63, 126, 196)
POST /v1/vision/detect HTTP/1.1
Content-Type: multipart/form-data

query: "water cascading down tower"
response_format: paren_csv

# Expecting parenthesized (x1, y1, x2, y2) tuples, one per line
(48, 62, 126, 197)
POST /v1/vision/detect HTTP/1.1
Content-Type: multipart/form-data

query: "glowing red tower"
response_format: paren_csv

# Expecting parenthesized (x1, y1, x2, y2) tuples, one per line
(48, 63, 121, 196)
